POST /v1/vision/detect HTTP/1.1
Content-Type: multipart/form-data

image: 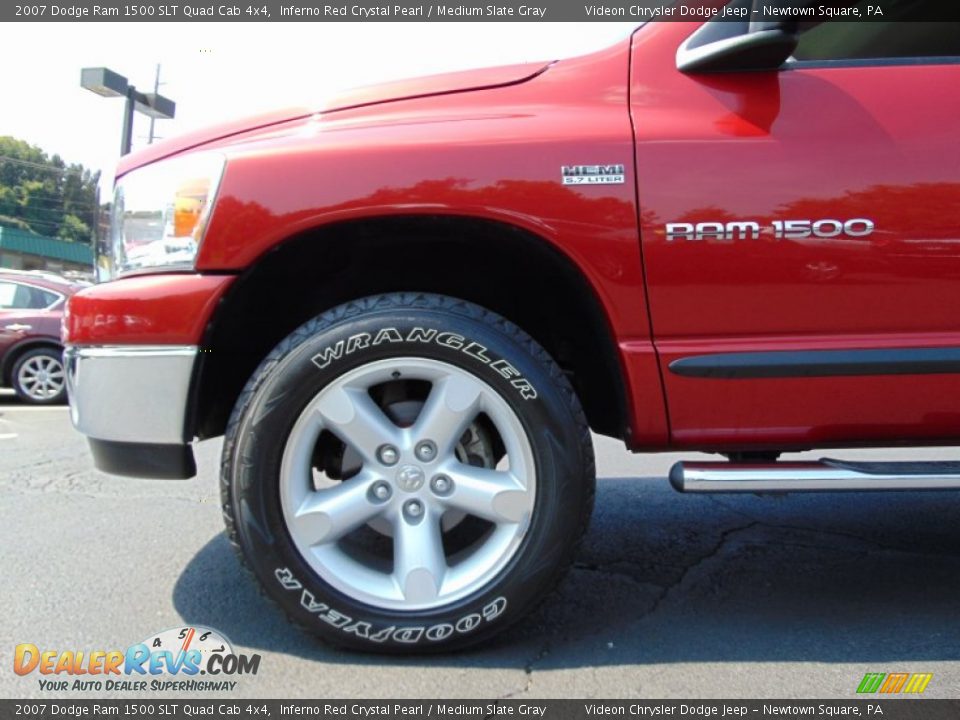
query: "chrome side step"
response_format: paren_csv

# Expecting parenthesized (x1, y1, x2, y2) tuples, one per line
(669, 459, 960, 493)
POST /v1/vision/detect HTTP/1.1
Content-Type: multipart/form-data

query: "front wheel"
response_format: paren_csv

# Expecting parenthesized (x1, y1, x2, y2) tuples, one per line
(221, 294, 595, 651)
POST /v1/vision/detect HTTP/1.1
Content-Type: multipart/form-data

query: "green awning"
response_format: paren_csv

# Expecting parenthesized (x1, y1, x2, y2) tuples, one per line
(0, 225, 92, 264)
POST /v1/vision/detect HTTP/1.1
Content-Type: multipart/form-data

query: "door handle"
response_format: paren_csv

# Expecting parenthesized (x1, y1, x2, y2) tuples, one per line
(3, 324, 31, 332)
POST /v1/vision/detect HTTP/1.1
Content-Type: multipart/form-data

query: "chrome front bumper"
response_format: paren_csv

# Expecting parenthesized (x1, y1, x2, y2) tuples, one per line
(65, 345, 198, 478)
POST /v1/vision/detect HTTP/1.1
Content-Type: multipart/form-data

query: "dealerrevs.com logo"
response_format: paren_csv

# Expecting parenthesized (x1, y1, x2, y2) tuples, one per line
(14, 626, 261, 692)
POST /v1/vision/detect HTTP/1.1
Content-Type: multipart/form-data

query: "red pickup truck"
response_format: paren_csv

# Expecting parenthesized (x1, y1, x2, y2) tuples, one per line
(65, 12, 960, 651)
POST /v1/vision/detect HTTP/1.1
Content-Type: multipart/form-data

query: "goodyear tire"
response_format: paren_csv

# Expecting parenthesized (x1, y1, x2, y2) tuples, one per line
(221, 293, 595, 651)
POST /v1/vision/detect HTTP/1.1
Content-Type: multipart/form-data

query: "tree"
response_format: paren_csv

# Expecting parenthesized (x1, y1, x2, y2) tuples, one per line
(0, 137, 100, 244)
(57, 214, 90, 243)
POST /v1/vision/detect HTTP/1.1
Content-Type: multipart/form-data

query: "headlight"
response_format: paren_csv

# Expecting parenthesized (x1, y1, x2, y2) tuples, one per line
(98, 153, 225, 282)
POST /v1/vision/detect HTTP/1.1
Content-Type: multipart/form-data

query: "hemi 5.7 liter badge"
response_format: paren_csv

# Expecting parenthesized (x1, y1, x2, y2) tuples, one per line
(562, 164, 625, 185)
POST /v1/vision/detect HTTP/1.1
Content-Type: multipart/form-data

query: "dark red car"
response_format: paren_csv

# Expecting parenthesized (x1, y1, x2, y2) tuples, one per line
(0, 271, 82, 404)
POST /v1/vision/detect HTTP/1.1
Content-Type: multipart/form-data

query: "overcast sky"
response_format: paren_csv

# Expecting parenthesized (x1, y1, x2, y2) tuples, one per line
(1, 22, 638, 189)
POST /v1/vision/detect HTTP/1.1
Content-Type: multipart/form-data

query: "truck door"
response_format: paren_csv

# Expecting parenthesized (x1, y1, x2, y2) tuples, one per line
(631, 12, 960, 449)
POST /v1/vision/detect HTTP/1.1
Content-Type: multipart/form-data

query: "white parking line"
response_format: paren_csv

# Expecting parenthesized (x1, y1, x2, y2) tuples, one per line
(0, 406, 69, 412)
(0, 433, 17, 440)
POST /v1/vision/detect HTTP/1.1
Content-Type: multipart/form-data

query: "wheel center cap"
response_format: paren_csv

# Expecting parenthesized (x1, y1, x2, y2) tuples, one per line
(395, 465, 425, 492)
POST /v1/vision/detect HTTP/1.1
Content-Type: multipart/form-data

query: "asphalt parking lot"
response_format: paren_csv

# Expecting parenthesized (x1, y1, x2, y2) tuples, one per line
(2, 389, 960, 700)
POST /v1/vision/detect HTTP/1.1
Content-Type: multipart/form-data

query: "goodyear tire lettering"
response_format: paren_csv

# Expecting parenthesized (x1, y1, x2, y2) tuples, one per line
(276, 566, 508, 645)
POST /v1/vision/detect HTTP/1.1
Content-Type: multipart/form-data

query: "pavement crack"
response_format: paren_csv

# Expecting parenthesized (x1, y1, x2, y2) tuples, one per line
(707, 496, 960, 561)
(573, 520, 765, 619)
(571, 558, 662, 586)
(640, 520, 761, 620)
(499, 641, 549, 700)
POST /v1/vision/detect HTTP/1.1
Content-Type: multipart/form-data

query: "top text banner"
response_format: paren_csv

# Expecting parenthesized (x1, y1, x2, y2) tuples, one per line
(7, 0, 960, 22)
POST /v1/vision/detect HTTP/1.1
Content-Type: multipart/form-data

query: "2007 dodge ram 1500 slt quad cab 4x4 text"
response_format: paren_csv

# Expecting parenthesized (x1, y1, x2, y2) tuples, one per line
(64, 6, 960, 650)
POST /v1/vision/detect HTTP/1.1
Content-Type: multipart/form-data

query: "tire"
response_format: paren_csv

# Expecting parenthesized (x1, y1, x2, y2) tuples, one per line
(221, 293, 595, 652)
(12, 347, 67, 405)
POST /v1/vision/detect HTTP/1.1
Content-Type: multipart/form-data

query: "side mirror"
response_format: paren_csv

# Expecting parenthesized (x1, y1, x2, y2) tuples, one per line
(677, 18, 799, 74)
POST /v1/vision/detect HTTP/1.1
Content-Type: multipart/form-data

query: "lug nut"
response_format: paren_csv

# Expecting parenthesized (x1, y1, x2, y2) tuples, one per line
(415, 440, 437, 462)
(405, 500, 424, 518)
(377, 444, 399, 466)
(371, 482, 392, 501)
(431, 474, 453, 495)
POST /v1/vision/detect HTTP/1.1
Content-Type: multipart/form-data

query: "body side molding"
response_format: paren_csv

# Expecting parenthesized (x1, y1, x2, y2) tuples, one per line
(669, 347, 960, 379)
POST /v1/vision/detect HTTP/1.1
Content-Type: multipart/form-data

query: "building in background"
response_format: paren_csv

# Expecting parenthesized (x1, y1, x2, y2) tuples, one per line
(0, 226, 93, 279)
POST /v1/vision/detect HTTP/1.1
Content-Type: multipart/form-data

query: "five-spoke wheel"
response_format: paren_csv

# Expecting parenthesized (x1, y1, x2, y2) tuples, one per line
(280, 357, 536, 610)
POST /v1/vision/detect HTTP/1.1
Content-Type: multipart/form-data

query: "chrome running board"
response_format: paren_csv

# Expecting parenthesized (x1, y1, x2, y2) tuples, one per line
(669, 459, 960, 493)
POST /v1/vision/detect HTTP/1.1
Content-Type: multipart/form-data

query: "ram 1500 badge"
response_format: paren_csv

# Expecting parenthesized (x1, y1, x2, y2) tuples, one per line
(665, 218, 876, 241)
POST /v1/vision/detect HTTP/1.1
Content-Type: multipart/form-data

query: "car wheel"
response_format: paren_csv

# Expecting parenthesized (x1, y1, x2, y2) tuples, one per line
(12, 347, 67, 405)
(221, 293, 595, 652)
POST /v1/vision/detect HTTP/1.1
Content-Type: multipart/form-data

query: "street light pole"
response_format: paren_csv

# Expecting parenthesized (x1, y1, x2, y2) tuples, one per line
(121, 87, 137, 156)
(80, 67, 176, 156)
(148, 63, 162, 144)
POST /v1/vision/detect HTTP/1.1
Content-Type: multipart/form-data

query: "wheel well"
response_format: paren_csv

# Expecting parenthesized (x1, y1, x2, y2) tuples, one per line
(3, 340, 62, 386)
(192, 216, 628, 441)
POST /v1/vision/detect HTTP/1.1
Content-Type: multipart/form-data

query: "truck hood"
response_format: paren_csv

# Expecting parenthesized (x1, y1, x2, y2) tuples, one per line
(318, 60, 552, 113)
(116, 61, 552, 178)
